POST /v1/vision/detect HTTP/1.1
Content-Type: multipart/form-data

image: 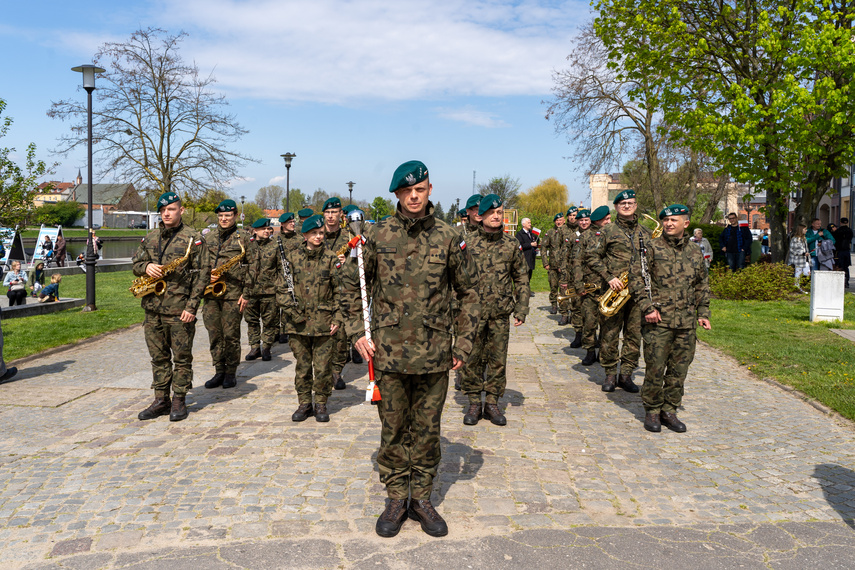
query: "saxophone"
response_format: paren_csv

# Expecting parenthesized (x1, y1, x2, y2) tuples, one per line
(204, 237, 246, 297)
(597, 214, 662, 317)
(129, 240, 193, 298)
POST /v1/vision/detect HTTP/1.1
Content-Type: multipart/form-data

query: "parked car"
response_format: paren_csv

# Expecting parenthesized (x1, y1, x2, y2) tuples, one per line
(129, 221, 147, 229)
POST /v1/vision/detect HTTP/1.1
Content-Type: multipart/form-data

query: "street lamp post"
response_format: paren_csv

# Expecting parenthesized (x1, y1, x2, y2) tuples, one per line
(71, 63, 105, 312)
(240, 195, 246, 223)
(281, 153, 296, 212)
(347, 181, 355, 205)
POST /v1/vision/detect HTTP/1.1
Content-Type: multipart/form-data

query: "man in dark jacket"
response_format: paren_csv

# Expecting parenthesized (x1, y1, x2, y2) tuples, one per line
(833, 218, 853, 288)
(515, 217, 538, 291)
(718, 213, 753, 271)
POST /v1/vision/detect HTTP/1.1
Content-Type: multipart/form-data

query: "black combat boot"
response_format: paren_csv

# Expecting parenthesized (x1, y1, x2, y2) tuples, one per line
(138, 392, 171, 421)
(454, 371, 461, 391)
(261, 346, 272, 361)
(408, 499, 448, 537)
(375, 499, 408, 538)
(351, 347, 363, 364)
(581, 349, 598, 366)
(278, 333, 288, 344)
(245, 346, 261, 360)
(549, 304, 557, 315)
(602, 374, 617, 392)
(617, 373, 640, 393)
(314, 403, 330, 422)
(483, 403, 507, 426)
(463, 403, 482, 425)
(204, 372, 225, 389)
(169, 396, 188, 422)
(557, 315, 569, 326)
(222, 373, 237, 389)
(660, 411, 687, 433)
(570, 331, 582, 348)
(644, 412, 661, 433)
(291, 403, 314, 422)
(333, 372, 346, 390)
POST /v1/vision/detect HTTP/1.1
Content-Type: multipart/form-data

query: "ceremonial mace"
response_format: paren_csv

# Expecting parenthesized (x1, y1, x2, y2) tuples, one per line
(346, 209, 380, 404)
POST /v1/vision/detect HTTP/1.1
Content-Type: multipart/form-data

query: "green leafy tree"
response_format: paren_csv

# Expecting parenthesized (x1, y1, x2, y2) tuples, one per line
(434, 201, 446, 222)
(517, 178, 568, 217)
(33, 201, 84, 227)
(241, 201, 264, 225)
(1, 98, 53, 227)
(282, 188, 307, 213)
(370, 196, 393, 220)
(191, 189, 229, 212)
(477, 175, 521, 208)
(595, 0, 855, 260)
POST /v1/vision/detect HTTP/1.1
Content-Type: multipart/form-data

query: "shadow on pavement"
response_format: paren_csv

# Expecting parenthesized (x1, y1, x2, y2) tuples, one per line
(188, 380, 258, 412)
(434, 436, 484, 507)
(1, 360, 74, 383)
(814, 463, 855, 530)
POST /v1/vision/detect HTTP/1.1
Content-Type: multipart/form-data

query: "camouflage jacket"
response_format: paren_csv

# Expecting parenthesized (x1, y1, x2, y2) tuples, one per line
(324, 227, 350, 257)
(279, 230, 302, 253)
(573, 226, 601, 293)
(469, 228, 530, 321)
(541, 226, 562, 270)
(629, 234, 711, 329)
(132, 222, 210, 316)
(277, 243, 343, 336)
(343, 203, 480, 374)
(203, 225, 250, 302)
(556, 223, 577, 276)
(560, 226, 584, 288)
(585, 215, 651, 288)
(243, 235, 279, 298)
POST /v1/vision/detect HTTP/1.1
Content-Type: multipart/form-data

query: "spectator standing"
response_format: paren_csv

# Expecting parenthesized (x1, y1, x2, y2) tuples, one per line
(515, 217, 538, 292)
(761, 229, 770, 255)
(89, 231, 104, 260)
(787, 224, 811, 293)
(806, 218, 835, 271)
(28, 261, 45, 297)
(38, 274, 61, 302)
(54, 234, 67, 267)
(719, 213, 753, 271)
(691, 228, 713, 268)
(833, 218, 853, 288)
(3, 261, 27, 306)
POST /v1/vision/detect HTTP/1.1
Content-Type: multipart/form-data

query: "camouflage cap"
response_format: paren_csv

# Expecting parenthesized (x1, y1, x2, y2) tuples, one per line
(322, 197, 342, 211)
(613, 189, 636, 204)
(389, 160, 429, 193)
(553, 212, 564, 221)
(156, 191, 180, 212)
(478, 193, 503, 216)
(279, 212, 295, 223)
(576, 208, 590, 219)
(659, 204, 691, 219)
(251, 217, 271, 229)
(566, 206, 578, 216)
(465, 194, 483, 210)
(301, 214, 325, 233)
(214, 199, 237, 213)
(590, 205, 611, 222)
(298, 208, 314, 218)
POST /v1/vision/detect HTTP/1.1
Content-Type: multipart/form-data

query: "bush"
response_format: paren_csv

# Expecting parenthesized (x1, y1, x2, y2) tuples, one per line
(709, 262, 800, 301)
(32, 201, 84, 227)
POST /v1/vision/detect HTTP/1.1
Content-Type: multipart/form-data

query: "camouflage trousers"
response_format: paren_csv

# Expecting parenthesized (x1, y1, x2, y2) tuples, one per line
(143, 310, 195, 396)
(376, 371, 449, 501)
(570, 296, 582, 331)
(598, 296, 642, 375)
(332, 327, 348, 375)
(244, 295, 277, 348)
(461, 316, 510, 405)
(202, 298, 242, 375)
(547, 269, 560, 307)
(289, 334, 334, 404)
(580, 294, 601, 350)
(640, 324, 697, 413)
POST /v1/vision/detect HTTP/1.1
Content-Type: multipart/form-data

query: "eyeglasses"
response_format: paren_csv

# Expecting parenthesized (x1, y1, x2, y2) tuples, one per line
(617, 201, 637, 208)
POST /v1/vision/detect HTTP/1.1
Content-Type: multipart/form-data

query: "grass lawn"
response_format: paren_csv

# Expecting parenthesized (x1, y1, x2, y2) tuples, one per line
(21, 229, 148, 238)
(3, 270, 144, 363)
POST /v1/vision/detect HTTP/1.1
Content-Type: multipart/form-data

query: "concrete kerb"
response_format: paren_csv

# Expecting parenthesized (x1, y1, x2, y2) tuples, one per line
(8, 323, 143, 368)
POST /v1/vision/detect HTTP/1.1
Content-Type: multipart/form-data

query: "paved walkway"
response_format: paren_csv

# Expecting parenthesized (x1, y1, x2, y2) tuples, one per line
(2, 300, 855, 568)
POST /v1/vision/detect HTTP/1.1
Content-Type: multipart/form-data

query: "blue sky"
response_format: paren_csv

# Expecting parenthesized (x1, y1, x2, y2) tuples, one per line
(1, 0, 594, 210)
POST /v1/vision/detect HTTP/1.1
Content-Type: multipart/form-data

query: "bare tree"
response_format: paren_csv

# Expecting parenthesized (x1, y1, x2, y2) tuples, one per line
(255, 185, 284, 210)
(477, 175, 521, 208)
(48, 27, 256, 199)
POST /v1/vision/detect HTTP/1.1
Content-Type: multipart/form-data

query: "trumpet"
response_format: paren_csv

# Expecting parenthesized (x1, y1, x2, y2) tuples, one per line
(556, 282, 599, 302)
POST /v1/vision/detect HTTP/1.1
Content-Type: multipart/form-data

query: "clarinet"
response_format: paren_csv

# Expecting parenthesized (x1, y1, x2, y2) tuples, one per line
(277, 236, 297, 306)
(639, 234, 654, 305)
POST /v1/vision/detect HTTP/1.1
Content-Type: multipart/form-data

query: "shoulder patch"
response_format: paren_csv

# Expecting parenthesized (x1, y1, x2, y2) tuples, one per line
(194, 239, 202, 246)
(459, 240, 466, 251)
(596, 232, 601, 236)
(519, 244, 523, 251)
(335, 260, 342, 269)
(141, 237, 145, 243)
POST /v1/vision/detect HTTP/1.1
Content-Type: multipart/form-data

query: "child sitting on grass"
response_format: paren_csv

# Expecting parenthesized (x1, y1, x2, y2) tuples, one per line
(38, 274, 62, 303)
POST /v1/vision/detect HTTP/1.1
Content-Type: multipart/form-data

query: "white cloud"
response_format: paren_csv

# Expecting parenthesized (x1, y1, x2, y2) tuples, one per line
(268, 175, 287, 185)
(224, 176, 256, 188)
(436, 106, 509, 128)
(158, 0, 587, 104)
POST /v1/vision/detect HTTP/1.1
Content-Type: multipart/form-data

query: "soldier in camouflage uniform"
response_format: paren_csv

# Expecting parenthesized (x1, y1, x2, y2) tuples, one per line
(584, 190, 650, 393)
(628, 204, 711, 433)
(277, 212, 301, 344)
(461, 194, 529, 427)
(243, 218, 279, 362)
(573, 207, 605, 366)
(297, 208, 314, 236)
(541, 212, 564, 315)
(202, 200, 250, 390)
(132, 192, 210, 422)
(345, 161, 480, 539)
(561, 207, 586, 346)
(463, 194, 483, 235)
(278, 215, 343, 423)
(556, 206, 578, 325)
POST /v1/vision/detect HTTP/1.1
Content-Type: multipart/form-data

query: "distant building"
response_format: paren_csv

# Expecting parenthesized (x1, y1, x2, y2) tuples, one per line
(69, 182, 144, 212)
(33, 181, 77, 207)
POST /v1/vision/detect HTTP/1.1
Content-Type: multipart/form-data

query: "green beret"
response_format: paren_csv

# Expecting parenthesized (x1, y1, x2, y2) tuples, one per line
(279, 212, 294, 223)
(566, 206, 578, 216)
(156, 191, 180, 212)
(380, 215, 391, 221)
(465, 194, 482, 210)
(590, 205, 611, 222)
(342, 204, 357, 214)
(251, 217, 271, 229)
(458, 208, 468, 217)
(613, 189, 636, 204)
(553, 213, 564, 222)
(478, 193, 503, 216)
(389, 160, 429, 193)
(298, 208, 314, 218)
(323, 197, 342, 211)
(214, 199, 237, 213)
(659, 204, 691, 219)
(576, 209, 590, 219)
(301, 214, 325, 233)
